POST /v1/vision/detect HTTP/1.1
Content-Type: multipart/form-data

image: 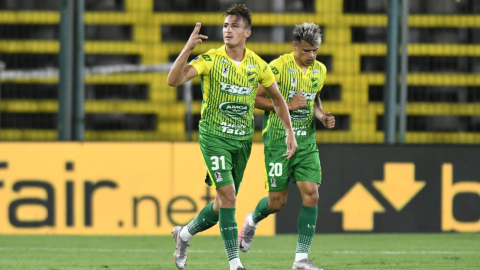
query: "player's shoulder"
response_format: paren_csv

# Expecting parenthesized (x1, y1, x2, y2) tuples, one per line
(271, 53, 293, 66)
(313, 60, 327, 74)
(245, 47, 266, 65)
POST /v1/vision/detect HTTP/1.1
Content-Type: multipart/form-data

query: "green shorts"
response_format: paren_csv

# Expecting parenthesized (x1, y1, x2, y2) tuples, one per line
(264, 143, 321, 192)
(200, 134, 252, 194)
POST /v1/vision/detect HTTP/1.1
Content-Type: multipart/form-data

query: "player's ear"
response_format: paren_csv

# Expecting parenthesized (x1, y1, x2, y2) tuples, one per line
(292, 41, 297, 51)
(245, 28, 251, 38)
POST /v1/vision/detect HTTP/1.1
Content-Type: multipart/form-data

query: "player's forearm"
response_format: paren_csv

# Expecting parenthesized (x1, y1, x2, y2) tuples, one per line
(167, 48, 192, 86)
(272, 95, 294, 134)
(254, 96, 275, 111)
(314, 105, 325, 121)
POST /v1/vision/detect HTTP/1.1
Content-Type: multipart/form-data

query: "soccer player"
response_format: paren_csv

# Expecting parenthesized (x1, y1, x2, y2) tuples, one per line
(239, 23, 335, 270)
(167, 4, 298, 270)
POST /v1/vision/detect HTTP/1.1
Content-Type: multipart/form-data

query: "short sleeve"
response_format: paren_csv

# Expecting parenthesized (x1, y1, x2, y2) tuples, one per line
(318, 63, 327, 91)
(269, 58, 282, 83)
(189, 53, 214, 76)
(259, 61, 275, 88)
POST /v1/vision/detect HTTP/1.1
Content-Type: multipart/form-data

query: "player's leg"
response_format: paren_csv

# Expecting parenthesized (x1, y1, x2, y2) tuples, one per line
(221, 138, 252, 270)
(172, 135, 234, 269)
(292, 144, 323, 270)
(239, 146, 292, 252)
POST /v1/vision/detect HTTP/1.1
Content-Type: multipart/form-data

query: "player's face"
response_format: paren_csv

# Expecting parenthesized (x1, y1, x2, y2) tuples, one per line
(293, 40, 318, 67)
(223, 15, 251, 47)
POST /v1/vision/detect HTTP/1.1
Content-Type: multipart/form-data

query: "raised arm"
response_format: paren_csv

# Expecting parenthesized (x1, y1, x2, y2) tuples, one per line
(314, 91, 335, 129)
(263, 82, 298, 159)
(255, 85, 307, 111)
(167, 23, 208, 86)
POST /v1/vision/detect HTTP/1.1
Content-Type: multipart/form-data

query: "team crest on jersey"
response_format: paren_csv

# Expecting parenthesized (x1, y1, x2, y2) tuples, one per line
(222, 67, 229, 77)
(271, 67, 279, 75)
(291, 77, 297, 87)
(311, 77, 319, 89)
(312, 69, 320, 75)
(247, 71, 257, 83)
(220, 59, 230, 65)
(247, 64, 257, 70)
(288, 68, 297, 73)
(201, 54, 212, 61)
(270, 177, 277, 188)
(215, 172, 223, 182)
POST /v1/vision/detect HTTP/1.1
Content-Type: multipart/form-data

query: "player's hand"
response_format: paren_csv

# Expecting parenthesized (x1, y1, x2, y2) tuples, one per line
(283, 132, 298, 159)
(287, 89, 307, 111)
(185, 23, 208, 51)
(322, 112, 335, 129)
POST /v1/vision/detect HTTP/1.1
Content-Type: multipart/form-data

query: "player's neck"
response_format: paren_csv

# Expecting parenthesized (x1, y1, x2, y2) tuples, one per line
(293, 54, 309, 74)
(225, 45, 245, 62)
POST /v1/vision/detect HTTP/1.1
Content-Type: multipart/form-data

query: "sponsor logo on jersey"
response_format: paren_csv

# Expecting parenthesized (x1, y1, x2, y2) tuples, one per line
(290, 108, 311, 122)
(219, 102, 250, 120)
(311, 77, 319, 89)
(271, 177, 277, 188)
(201, 54, 212, 61)
(222, 67, 229, 77)
(220, 82, 254, 96)
(312, 69, 320, 75)
(288, 68, 297, 73)
(247, 64, 257, 70)
(271, 67, 279, 75)
(288, 90, 316, 100)
(291, 77, 297, 87)
(215, 171, 223, 182)
(247, 71, 257, 83)
(220, 59, 230, 65)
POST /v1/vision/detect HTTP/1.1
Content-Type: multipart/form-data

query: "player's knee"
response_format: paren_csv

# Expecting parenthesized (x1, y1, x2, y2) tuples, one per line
(303, 192, 319, 205)
(269, 197, 286, 212)
(220, 194, 236, 207)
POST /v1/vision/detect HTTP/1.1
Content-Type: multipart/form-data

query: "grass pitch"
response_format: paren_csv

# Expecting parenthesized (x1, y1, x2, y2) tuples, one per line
(0, 234, 479, 270)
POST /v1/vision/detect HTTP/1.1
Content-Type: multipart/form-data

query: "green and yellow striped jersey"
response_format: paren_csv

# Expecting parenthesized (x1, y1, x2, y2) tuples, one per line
(189, 45, 275, 141)
(262, 52, 327, 147)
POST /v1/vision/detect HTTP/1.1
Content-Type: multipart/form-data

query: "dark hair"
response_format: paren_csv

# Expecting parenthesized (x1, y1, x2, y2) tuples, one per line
(224, 3, 252, 29)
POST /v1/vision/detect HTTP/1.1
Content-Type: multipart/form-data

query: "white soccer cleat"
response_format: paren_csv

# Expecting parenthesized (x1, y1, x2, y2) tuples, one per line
(292, 258, 323, 270)
(172, 226, 190, 269)
(239, 212, 257, 252)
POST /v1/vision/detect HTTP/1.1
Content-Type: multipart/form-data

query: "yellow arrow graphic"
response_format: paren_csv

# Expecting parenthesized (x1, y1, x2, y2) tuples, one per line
(332, 183, 384, 231)
(373, 163, 426, 211)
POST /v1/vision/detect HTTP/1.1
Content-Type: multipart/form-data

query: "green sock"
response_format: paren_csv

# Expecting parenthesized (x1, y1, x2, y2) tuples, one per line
(295, 205, 318, 254)
(252, 197, 274, 224)
(186, 203, 219, 235)
(219, 207, 239, 261)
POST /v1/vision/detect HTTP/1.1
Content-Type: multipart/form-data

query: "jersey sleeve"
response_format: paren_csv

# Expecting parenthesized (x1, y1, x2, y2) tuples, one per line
(317, 63, 327, 92)
(269, 58, 283, 84)
(188, 51, 215, 76)
(258, 60, 275, 88)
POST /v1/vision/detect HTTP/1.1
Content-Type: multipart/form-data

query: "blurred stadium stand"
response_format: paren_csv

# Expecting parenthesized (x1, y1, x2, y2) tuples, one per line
(0, 0, 479, 142)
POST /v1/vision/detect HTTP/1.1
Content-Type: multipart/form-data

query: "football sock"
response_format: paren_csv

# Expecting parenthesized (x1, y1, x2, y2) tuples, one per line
(295, 205, 318, 256)
(229, 258, 242, 270)
(219, 207, 240, 263)
(183, 202, 218, 241)
(251, 197, 273, 224)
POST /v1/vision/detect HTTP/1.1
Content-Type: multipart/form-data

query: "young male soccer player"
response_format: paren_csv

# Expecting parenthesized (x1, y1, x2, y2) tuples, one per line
(167, 4, 298, 270)
(239, 23, 335, 270)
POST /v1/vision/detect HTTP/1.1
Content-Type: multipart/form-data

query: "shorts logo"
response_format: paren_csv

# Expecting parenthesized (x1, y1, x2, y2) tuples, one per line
(215, 172, 223, 182)
(222, 67, 229, 77)
(271, 177, 277, 188)
(291, 77, 297, 87)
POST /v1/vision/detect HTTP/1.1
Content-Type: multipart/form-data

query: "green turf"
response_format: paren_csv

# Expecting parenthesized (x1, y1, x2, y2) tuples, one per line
(0, 234, 479, 270)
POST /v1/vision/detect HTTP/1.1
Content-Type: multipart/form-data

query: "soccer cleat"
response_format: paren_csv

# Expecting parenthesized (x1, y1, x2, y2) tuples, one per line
(236, 267, 247, 270)
(292, 258, 323, 270)
(239, 212, 257, 252)
(172, 226, 190, 269)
